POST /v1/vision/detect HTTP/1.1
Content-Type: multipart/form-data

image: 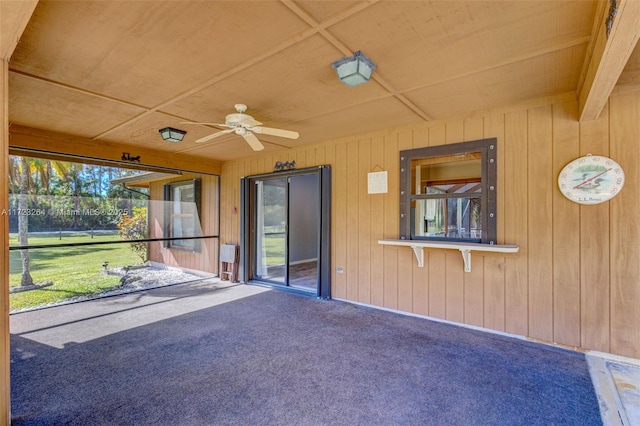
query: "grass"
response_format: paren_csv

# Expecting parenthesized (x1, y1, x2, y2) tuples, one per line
(260, 233, 285, 266)
(9, 233, 143, 311)
(10, 231, 283, 311)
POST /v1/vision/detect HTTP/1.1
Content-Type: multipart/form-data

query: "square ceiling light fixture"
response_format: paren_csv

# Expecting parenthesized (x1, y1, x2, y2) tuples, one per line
(158, 127, 187, 143)
(331, 51, 377, 87)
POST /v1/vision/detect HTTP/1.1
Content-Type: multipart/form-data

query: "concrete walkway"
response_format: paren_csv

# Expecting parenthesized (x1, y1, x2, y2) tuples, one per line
(587, 352, 640, 425)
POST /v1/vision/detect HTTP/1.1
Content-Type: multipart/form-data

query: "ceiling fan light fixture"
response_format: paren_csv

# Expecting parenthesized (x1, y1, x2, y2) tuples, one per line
(158, 127, 186, 143)
(331, 50, 377, 87)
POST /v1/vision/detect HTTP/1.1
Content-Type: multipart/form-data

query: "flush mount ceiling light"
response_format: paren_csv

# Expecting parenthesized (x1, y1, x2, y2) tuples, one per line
(331, 50, 377, 87)
(158, 127, 186, 143)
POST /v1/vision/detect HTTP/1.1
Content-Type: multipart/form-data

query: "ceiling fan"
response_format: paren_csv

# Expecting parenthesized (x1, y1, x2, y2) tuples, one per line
(182, 104, 299, 151)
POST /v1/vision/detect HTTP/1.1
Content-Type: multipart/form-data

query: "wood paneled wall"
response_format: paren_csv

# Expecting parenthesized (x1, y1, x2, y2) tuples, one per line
(220, 92, 640, 359)
(148, 173, 220, 275)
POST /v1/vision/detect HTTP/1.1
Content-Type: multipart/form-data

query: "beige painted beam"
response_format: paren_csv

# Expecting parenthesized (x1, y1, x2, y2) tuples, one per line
(1, 58, 11, 426)
(9, 126, 222, 175)
(0, 0, 38, 60)
(0, 3, 33, 421)
(579, 0, 640, 121)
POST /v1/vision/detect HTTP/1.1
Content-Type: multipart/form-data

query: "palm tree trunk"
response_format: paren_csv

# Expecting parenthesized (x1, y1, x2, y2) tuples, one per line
(19, 157, 34, 287)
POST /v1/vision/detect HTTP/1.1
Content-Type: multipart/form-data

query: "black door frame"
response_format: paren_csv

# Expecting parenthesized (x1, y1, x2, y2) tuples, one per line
(240, 165, 331, 299)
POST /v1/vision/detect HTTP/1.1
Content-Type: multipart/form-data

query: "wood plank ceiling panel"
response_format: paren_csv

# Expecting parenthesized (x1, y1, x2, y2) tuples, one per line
(5, 0, 615, 163)
(99, 111, 211, 153)
(282, 96, 424, 145)
(294, 1, 361, 23)
(326, 1, 598, 93)
(185, 134, 287, 162)
(8, 1, 308, 107)
(9, 72, 146, 138)
(405, 44, 588, 120)
(161, 34, 390, 126)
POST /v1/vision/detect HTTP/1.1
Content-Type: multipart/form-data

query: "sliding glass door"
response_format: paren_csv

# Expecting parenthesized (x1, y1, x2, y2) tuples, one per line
(254, 177, 287, 284)
(241, 166, 331, 298)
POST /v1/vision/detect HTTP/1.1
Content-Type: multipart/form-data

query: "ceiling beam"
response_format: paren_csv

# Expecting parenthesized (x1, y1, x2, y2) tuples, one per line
(8, 125, 222, 175)
(578, 0, 640, 121)
(0, 0, 38, 60)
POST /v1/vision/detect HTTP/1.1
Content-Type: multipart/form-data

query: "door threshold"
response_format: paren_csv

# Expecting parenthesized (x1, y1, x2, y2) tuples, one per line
(247, 280, 318, 298)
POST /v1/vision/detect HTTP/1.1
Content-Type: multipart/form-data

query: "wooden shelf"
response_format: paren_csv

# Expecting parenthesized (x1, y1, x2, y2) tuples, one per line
(378, 239, 519, 272)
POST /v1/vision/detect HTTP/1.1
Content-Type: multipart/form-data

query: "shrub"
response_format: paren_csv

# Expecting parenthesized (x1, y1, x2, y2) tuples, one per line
(117, 207, 148, 261)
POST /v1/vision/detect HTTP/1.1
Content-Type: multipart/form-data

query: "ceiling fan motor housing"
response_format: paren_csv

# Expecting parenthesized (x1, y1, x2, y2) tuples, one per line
(226, 112, 253, 127)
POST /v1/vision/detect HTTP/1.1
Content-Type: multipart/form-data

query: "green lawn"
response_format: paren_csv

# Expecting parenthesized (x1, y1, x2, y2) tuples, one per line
(9, 233, 143, 311)
(260, 233, 286, 266)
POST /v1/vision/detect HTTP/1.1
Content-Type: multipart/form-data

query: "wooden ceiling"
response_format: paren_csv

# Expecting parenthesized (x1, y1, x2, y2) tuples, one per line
(4, 1, 640, 164)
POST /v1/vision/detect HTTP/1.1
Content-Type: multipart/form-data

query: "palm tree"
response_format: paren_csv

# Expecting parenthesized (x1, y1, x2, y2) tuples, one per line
(31, 158, 52, 195)
(10, 155, 58, 287)
(18, 156, 34, 287)
(8, 156, 21, 193)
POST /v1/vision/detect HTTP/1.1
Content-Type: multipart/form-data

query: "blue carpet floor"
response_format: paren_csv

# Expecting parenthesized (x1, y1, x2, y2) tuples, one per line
(10, 283, 602, 425)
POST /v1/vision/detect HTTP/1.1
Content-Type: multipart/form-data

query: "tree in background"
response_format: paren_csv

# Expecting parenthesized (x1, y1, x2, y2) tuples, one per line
(8, 156, 148, 232)
(18, 157, 34, 287)
(51, 161, 87, 229)
(9, 156, 150, 286)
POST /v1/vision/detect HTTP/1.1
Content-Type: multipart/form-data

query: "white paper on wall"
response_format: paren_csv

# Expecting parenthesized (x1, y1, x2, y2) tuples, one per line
(367, 171, 388, 194)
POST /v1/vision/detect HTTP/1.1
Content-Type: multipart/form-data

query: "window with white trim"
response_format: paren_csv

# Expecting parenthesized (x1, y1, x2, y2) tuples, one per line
(164, 179, 202, 251)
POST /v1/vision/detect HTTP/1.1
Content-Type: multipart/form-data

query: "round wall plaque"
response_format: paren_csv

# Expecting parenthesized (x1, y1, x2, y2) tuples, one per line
(557, 154, 625, 205)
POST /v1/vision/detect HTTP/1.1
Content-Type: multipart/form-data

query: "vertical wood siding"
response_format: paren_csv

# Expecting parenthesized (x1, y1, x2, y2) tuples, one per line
(148, 173, 219, 275)
(220, 92, 640, 358)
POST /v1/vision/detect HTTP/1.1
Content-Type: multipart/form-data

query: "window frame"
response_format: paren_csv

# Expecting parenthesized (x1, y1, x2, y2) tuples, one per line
(399, 138, 497, 244)
(163, 178, 202, 252)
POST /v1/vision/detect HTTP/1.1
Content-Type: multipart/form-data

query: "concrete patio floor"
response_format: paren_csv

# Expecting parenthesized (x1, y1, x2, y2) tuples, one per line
(9, 279, 640, 425)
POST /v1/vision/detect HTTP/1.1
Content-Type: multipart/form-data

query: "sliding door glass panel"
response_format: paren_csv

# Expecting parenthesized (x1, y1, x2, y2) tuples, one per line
(255, 178, 286, 283)
(288, 174, 319, 290)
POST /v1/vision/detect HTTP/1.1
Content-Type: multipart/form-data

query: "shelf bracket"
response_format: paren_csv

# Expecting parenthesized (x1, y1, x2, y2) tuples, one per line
(459, 249, 472, 272)
(411, 245, 424, 267)
(378, 239, 518, 273)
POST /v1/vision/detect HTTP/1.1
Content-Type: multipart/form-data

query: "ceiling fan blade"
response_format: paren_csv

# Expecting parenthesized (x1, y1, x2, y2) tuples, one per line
(252, 126, 299, 139)
(242, 131, 264, 151)
(181, 122, 230, 127)
(195, 128, 235, 143)
(239, 117, 263, 127)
